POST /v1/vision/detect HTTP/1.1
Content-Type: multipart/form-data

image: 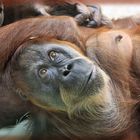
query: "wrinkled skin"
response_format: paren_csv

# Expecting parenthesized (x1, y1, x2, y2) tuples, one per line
(8, 38, 130, 140)
(11, 40, 106, 112)
(0, 16, 138, 140)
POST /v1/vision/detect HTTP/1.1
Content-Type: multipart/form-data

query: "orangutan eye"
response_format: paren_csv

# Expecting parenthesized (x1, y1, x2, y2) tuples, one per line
(38, 68, 47, 78)
(49, 50, 58, 61)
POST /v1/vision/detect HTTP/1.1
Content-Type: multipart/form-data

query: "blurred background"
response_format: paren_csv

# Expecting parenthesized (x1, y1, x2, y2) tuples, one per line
(79, 0, 140, 19)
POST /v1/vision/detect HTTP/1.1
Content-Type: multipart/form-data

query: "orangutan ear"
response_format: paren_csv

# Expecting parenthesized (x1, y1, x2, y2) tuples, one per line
(15, 88, 28, 101)
(115, 35, 123, 43)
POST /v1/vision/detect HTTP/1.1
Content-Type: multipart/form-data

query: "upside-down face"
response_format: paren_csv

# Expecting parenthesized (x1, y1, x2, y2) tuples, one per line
(11, 38, 110, 114)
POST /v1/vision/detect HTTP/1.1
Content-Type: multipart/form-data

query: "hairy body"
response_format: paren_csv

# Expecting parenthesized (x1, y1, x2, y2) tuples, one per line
(0, 16, 139, 140)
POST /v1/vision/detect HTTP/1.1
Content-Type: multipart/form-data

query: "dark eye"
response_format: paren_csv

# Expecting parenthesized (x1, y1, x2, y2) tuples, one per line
(49, 50, 58, 61)
(38, 68, 47, 78)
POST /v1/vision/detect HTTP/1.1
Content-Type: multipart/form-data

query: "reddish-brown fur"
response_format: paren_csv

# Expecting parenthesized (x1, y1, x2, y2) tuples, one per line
(1, 0, 111, 28)
(0, 15, 140, 140)
(0, 16, 84, 129)
(81, 22, 140, 97)
(81, 20, 140, 140)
